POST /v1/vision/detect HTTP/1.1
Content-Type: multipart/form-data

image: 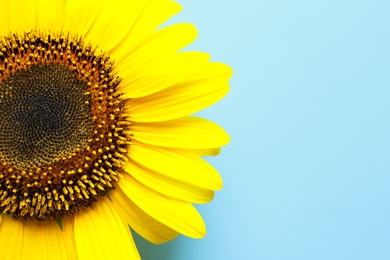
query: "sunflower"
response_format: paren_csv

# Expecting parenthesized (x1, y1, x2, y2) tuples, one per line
(0, 0, 231, 259)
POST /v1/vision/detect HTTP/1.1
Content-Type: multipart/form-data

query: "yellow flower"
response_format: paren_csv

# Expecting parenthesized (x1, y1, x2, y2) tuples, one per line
(0, 0, 231, 259)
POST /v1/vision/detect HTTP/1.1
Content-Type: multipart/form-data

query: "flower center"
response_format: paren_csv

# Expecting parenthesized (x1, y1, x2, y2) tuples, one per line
(0, 63, 94, 169)
(0, 32, 131, 221)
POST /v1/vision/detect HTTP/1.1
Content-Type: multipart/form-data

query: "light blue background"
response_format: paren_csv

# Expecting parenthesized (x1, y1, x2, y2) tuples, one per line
(134, 1, 390, 259)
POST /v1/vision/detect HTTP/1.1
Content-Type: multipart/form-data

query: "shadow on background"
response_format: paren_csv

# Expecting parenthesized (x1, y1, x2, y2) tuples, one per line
(133, 230, 178, 260)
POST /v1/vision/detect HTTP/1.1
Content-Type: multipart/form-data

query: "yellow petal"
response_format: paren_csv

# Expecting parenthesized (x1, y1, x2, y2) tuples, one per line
(126, 0, 182, 38)
(81, 0, 140, 52)
(74, 197, 140, 260)
(0, 1, 10, 35)
(109, 0, 182, 60)
(128, 141, 223, 190)
(36, 0, 65, 31)
(66, 0, 180, 56)
(119, 174, 206, 238)
(120, 52, 210, 98)
(22, 222, 46, 259)
(22, 222, 47, 259)
(127, 62, 232, 122)
(63, 0, 103, 37)
(182, 147, 222, 156)
(0, 216, 24, 260)
(123, 161, 215, 204)
(0, 0, 37, 34)
(114, 22, 197, 69)
(62, 217, 79, 260)
(182, 61, 232, 83)
(22, 219, 77, 260)
(110, 187, 179, 244)
(130, 116, 229, 149)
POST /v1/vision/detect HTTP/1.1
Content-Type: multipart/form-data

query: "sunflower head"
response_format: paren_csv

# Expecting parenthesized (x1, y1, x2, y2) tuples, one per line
(0, 0, 231, 259)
